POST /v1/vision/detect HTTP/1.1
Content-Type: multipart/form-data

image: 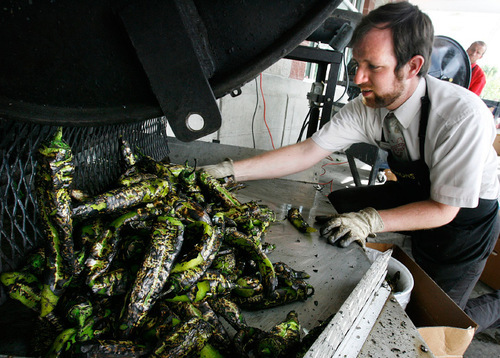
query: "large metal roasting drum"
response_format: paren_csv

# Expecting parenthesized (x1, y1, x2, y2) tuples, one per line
(0, 0, 342, 141)
(0, 0, 345, 303)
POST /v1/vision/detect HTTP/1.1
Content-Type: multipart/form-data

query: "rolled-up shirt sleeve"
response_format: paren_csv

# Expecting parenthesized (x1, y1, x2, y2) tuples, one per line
(312, 96, 382, 152)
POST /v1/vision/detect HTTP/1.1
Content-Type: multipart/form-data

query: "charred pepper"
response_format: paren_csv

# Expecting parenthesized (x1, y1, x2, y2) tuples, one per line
(35, 127, 75, 318)
(72, 177, 171, 220)
(287, 207, 317, 233)
(120, 217, 184, 338)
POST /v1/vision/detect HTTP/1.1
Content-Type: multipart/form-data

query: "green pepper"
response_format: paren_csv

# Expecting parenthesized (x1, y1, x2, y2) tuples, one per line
(166, 270, 234, 303)
(198, 343, 224, 358)
(208, 296, 247, 331)
(72, 177, 172, 220)
(224, 229, 277, 297)
(257, 311, 301, 357)
(197, 170, 242, 209)
(274, 261, 311, 290)
(170, 220, 218, 274)
(152, 316, 213, 358)
(35, 128, 75, 318)
(287, 207, 317, 233)
(120, 217, 184, 338)
(233, 285, 314, 310)
(233, 276, 263, 298)
(178, 164, 206, 204)
(79, 340, 148, 356)
(2, 278, 42, 311)
(89, 268, 130, 296)
(165, 214, 224, 294)
(135, 155, 184, 182)
(85, 205, 162, 287)
(211, 249, 238, 281)
(46, 327, 78, 358)
(171, 198, 212, 225)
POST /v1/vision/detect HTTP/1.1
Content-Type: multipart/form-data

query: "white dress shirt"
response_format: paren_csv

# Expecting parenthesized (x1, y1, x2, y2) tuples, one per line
(312, 75, 499, 208)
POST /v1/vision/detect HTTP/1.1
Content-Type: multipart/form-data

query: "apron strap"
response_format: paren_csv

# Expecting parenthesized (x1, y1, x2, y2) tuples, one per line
(419, 85, 430, 160)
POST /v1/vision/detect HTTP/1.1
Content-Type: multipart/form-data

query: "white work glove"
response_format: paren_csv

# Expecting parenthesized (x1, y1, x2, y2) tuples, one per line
(318, 207, 384, 248)
(199, 158, 235, 179)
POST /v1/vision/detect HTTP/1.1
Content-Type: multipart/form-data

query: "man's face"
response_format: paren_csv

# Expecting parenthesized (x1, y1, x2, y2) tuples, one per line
(352, 27, 410, 110)
(467, 43, 486, 65)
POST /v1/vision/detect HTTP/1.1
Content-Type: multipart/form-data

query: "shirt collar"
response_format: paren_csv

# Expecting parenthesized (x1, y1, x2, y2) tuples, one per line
(381, 77, 426, 129)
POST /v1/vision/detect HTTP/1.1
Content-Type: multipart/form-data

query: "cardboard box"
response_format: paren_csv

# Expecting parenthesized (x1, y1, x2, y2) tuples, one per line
(479, 234, 500, 289)
(367, 243, 477, 358)
(493, 134, 500, 156)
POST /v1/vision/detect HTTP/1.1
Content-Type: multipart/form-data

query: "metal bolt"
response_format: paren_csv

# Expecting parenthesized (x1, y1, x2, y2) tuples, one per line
(186, 113, 205, 131)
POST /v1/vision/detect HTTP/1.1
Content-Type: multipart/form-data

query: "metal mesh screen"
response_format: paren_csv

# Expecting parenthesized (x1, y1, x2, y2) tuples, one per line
(0, 117, 170, 303)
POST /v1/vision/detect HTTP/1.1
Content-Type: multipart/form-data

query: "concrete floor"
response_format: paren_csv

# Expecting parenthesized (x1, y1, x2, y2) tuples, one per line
(316, 151, 500, 357)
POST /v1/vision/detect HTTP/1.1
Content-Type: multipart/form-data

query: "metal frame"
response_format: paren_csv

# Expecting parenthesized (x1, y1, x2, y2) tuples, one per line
(285, 46, 344, 137)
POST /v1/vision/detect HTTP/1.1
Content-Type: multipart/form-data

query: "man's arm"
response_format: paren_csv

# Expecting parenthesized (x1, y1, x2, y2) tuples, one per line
(378, 199, 460, 232)
(233, 137, 332, 181)
(320, 199, 460, 248)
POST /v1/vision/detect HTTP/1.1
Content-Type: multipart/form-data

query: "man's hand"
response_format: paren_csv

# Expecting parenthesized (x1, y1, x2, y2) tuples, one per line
(317, 207, 384, 248)
(199, 158, 235, 179)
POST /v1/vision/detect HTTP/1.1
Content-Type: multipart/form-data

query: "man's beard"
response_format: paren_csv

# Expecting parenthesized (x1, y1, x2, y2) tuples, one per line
(361, 71, 406, 108)
(362, 90, 402, 108)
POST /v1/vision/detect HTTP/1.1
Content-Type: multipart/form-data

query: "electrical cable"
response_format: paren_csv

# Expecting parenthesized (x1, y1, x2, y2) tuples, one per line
(259, 73, 275, 149)
(296, 107, 312, 143)
(317, 158, 348, 194)
(296, 48, 349, 145)
(251, 77, 259, 148)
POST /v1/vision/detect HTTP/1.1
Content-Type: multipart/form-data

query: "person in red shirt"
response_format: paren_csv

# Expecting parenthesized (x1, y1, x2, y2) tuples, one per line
(466, 41, 487, 96)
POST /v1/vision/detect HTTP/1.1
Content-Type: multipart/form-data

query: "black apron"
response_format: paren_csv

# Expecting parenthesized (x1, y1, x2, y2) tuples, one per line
(385, 89, 499, 276)
(329, 86, 499, 284)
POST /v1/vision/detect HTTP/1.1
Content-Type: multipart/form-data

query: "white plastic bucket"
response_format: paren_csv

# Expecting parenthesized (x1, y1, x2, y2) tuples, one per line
(365, 248, 414, 309)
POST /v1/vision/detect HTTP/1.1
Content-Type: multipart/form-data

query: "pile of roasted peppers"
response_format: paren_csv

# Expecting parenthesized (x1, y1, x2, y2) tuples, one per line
(0, 129, 320, 358)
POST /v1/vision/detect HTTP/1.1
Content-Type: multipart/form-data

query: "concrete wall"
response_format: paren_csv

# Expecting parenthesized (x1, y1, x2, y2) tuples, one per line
(166, 59, 313, 150)
(166, 57, 348, 151)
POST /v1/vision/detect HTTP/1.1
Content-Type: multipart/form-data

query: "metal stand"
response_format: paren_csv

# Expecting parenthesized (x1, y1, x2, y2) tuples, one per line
(285, 46, 344, 137)
(345, 143, 389, 186)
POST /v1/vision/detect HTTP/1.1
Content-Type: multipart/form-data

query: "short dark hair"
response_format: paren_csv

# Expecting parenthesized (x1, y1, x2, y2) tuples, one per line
(350, 1, 434, 76)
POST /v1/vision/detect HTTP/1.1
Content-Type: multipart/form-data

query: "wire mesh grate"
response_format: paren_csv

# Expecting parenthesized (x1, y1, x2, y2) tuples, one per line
(0, 117, 171, 303)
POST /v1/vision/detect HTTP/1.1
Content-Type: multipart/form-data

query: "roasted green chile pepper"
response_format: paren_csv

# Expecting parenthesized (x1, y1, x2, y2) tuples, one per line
(85, 205, 162, 289)
(198, 343, 225, 358)
(178, 164, 206, 204)
(166, 270, 234, 303)
(72, 177, 171, 220)
(233, 276, 264, 298)
(208, 296, 247, 331)
(152, 316, 213, 358)
(35, 127, 75, 318)
(257, 311, 301, 358)
(287, 207, 317, 233)
(224, 229, 277, 297)
(120, 217, 184, 338)
(233, 285, 314, 310)
(170, 198, 212, 225)
(79, 340, 148, 356)
(211, 249, 239, 281)
(0, 271, 42, 311)
(165, 214, 224, 294)
(197, 170, 242, 209)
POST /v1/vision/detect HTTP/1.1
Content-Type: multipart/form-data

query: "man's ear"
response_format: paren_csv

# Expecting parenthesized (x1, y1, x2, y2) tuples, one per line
(407, 55, 425, 78)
